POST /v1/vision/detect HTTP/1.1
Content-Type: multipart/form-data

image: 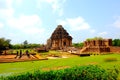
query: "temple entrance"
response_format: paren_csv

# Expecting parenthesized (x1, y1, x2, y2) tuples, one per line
(64, 41, 66, 46)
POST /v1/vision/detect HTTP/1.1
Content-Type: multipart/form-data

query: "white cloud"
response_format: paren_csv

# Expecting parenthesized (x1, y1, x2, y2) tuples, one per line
(57, 16, 90, 31)
(46, 0, 65, 16)
(0, 0, 13, 8)
(0, 0, 23, 19)
(57, 20, 67, 26)
(0, 0, 14, 19)
(0, 8, 14, 18)
(113, 16, 120, 28)
(89, 29, 96, 33)
(36, 0, 66, 16)
(15, 0, 23, 5)
(7, 33, 16, 37)
(0, 22, 4, 28)
(7, 14, 45, 34)
(98, 32, 108, 37)
(0, 0, 45, 35)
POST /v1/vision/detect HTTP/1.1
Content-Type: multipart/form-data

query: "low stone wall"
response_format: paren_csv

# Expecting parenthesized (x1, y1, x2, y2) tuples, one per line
(80, 46, 110, 53)
(110, 46, 120, 53)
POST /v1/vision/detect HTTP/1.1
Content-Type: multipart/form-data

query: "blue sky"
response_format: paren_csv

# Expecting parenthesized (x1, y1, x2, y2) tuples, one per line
(0, 0, 120, 44)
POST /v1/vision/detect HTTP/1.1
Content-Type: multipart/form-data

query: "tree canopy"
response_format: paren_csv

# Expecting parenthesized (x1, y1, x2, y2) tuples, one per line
(0, 38, 11, 51)
(86, 37, 103, 41)
(72, 42, 84, 48)
(11, 43, 42, 49)
(112, 39, 120, 46)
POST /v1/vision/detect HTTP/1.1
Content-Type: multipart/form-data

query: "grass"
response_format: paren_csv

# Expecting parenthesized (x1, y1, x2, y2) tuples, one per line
(104, 57, 117, 62)
(0, 53, 120, 78)
(2, 65, 119, 80)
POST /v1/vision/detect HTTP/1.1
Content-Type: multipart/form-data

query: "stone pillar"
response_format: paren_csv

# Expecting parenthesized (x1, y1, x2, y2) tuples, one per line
(96, 40, 101, 46)
(84, 41, 87, 47)
(108, 39, 112, 46)
(93, 40, 95, 46)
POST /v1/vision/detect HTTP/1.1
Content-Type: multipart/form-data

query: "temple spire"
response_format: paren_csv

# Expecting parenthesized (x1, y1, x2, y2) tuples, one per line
(47, 25, 72, 50)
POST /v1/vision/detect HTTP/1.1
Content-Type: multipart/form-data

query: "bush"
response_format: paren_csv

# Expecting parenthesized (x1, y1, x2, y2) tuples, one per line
(104, 57, 117, 62)
(1, 65, 119, 80)
(80, 53, 90, 57)
(0, 50, 3, 55)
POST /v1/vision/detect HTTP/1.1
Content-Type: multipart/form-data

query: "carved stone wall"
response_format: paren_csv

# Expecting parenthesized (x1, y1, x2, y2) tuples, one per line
(81, 39, 112, 53)
(110, 46, 120, 53)
(47, 25, 72, 50)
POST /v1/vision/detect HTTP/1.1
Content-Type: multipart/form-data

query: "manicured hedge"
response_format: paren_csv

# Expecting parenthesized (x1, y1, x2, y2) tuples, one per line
(1, 65, 119, 80)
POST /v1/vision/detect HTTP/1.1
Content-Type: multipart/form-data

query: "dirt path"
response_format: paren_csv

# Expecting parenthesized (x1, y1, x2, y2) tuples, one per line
(0, 55, 47, 63)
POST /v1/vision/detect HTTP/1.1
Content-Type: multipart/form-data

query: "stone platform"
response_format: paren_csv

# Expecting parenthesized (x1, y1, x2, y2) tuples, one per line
(0, 55, 47, 63)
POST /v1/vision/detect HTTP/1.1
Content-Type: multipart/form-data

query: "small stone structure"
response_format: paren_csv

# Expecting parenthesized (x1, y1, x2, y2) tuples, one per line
(36, 46, 48, 53)
(80, 39, 112, 53)
(47, 25, 72, 50)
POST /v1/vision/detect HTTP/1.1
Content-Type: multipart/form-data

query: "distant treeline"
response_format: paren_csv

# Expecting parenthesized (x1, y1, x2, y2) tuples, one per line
(11, 40, 43, 49)
(11, 43, 42, 49)
(0, 38, 42, 51)
(1, 37, 120, 51)
(72, 42, 84, 48)
(0, 38, 11, 51)
(112, 39, 120, 46)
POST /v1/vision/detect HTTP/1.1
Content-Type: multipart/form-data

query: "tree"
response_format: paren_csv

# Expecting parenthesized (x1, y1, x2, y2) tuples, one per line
(112, 39, 120, 46)
(11, 44, 22, 49)
(86, 37, 103, 41)
(23, 40, 28, 45)
(23, 40, 28, 48)
(11, 43, 41, 49)
(0, 38, 11, 53)
(72, 42, 84, 48)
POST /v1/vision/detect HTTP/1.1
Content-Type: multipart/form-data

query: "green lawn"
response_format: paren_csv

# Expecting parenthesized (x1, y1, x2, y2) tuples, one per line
(0, 53, 120, 77)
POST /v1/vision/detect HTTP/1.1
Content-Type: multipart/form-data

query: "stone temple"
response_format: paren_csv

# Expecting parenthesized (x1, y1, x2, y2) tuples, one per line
(80, 39, 112, 53)
(47, 25, 72, 50)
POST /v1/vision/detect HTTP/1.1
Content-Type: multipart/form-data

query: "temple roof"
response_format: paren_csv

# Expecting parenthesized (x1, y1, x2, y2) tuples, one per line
(51, 25, 72, 40)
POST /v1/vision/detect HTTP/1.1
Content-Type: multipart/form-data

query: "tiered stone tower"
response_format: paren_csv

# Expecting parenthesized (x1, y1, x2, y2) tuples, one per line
(47, 25, 72, 50)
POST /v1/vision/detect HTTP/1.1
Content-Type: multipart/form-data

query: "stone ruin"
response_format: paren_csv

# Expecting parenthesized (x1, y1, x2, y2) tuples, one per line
(45, 25, 120, 54)
(36, 45, 48, 53)
(80, 39, 112, 53)
(47, 25, 72, 50)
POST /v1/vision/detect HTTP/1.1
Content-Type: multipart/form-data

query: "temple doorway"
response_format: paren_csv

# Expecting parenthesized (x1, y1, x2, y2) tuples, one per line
(64, 41, 66, 46)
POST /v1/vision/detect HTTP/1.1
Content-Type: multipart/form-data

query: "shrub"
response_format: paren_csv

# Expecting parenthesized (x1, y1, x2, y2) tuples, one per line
(0, 50, 3, 55)
(1, 65, 119, 80)
(80, 53, 90, 57)
(104, 57, 117, 62)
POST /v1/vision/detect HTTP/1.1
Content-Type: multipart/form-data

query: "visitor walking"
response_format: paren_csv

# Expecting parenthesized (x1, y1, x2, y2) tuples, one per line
(15, 51, 19, 59)
(26, 50, 30, 58)
(19, 50, 22, 58)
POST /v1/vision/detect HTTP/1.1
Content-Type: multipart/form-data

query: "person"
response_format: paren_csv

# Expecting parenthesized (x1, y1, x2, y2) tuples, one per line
(19, 50, 22, 58)
(4, 50, 7, 55)
(15, 51, 19, 58)
(26, 50, 30, 58)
